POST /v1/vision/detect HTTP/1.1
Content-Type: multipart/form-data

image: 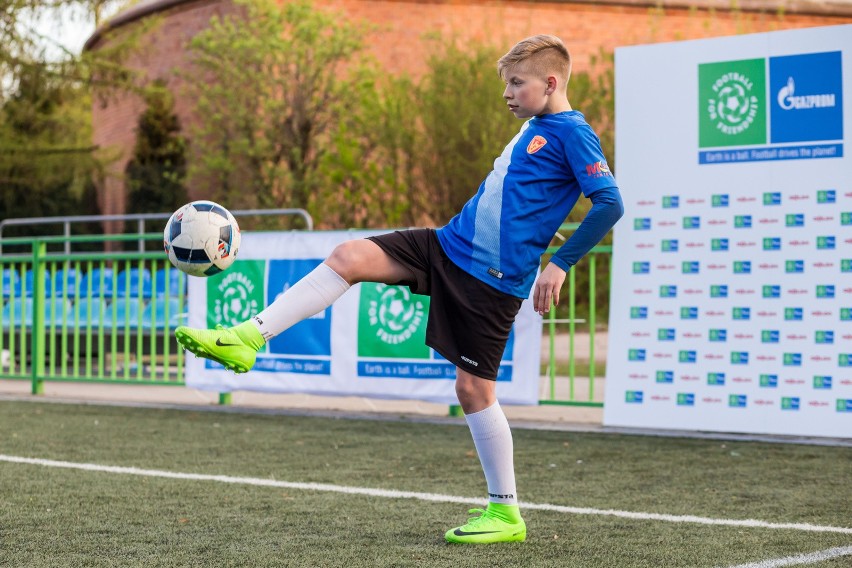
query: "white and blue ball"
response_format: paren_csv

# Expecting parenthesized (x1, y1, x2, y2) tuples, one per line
(164, 200, 240, 277)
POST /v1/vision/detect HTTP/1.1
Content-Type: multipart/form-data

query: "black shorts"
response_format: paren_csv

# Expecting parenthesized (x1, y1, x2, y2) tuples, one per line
(366, 229, 523, 381)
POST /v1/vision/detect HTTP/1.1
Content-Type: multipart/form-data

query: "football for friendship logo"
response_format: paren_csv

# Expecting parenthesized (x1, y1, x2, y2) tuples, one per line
(699, 58, 767, 148)
(208, 260, 264, 328)
(358, 283, 429, 358)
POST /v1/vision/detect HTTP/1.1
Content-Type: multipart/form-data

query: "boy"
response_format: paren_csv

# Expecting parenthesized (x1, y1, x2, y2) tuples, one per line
(176, 34, 623, 544)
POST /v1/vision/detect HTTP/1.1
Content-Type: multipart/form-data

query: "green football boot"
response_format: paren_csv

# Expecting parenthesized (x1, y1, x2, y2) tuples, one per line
(175, 321, 264, 374)
(445, 503, 526, 544)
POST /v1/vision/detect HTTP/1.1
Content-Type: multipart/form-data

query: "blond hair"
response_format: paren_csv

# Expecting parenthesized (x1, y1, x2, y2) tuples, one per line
(497, 35, 571, 86)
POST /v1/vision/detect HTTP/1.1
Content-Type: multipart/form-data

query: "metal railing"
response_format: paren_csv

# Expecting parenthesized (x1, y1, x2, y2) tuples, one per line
(0, 234, 187, 393)
(1, 224, 612, 409)
(540, 223, 611, 408)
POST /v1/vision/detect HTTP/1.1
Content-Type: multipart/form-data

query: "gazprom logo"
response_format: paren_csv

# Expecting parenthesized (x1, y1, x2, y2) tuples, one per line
(731, 351, 749, 364)
(733, 261, 751, 274)
(786, 260, 804, 273)
(711, 285, 728, 298)
(817, 236, 835, 250)
(728, 394, 747, 408)
(656, 371, 674, 383)
(662, 239, 679, 252)
(680, 307, 698, 320)
(682, 261, 700, 274)
(841, 308, 852, 321)
(813, 375, 832, 390)
(760, 374, 778, 388)
(763, 192, 782, 205)
(708, 372, 725, 385)
(679, 350, 697, 363)
(677, 393, 695, 406)
(732, 307, 750, 320)
(658, 328, 676, 341)
(660, 285, 677, 298)
(770, 51, 842, 144)
(709, 329, 727, 342)
(762, 330, 780, 343)
(629, 349, 646, 362)
(816, 285, 835, 298)
(815, 330, 834, 345)
(634, 218, 651, 230)
(838, 399, 852, 412)
(683, 216, 700, 229)
(786, 214, 805, 227)
(817, 190, 836, 204)
(785, 307, 803, 321)
(784, 352, 802, 366)
(712, 194, 729, 207)
(735, 215, 752, 228)
(776, 77, 836, 110)
(712, 238, 729, 251)
(663, 195, 680, 208)
(838, 353, 852, 367)
(626, 391, 644, 403)
(782, 397, 800, 411)
(630, 306, 648, 319)
(763, 238, 781, 251)
(633, 262, 651, 274)
(763, 285, 781, 298)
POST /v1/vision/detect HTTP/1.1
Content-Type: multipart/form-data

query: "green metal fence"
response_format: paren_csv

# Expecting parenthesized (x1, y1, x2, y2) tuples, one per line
(537, 223, 612, 408)
(0, 234, 187, 394)
(0, 229, 611, 408)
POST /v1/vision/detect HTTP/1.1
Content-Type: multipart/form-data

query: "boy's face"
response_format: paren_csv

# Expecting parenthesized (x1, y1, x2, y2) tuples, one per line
(502, 62, 553, 118)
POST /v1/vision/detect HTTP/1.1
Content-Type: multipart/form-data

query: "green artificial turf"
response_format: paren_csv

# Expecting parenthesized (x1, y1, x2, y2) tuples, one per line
(0, 400, 849, 567)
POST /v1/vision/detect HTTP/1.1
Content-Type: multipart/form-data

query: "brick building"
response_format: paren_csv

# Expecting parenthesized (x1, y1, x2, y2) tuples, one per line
(85, 0, 852, 228)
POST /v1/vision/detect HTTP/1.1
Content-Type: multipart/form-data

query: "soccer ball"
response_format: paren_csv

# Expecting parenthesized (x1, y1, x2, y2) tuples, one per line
(163, 200, 241, 277)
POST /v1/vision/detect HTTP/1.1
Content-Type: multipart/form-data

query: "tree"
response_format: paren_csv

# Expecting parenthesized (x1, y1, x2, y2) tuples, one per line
(0, 63, 101, 244)
(125, 81, 188, 215)
(183, 0, 378, 227)
(0, 0, 146, 229)
(409, 39, 520, 225)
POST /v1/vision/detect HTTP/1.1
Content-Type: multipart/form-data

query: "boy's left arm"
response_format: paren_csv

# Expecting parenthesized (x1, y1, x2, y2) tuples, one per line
(533, 186, 624, 314)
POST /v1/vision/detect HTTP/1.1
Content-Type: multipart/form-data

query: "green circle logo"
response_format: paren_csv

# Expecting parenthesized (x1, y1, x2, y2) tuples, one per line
(368, 285, 425, 345)
(213, 271, 259, 326)
(707, 72, 759, 136)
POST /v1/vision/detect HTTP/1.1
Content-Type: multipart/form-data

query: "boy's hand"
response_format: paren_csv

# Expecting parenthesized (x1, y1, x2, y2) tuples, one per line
(533, 263, 567, 315)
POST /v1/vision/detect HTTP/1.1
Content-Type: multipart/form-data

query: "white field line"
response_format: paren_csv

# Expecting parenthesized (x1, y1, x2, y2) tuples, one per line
(2, 454, 851, 536)
(723, 545, 852, 568)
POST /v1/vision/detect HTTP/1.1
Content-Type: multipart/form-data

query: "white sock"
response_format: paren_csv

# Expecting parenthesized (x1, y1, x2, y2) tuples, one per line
(464, 401, 518, 505)
(250, 263, 350, 341)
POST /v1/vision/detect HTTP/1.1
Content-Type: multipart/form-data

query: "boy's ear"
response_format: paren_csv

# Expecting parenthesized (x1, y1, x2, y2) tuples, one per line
(545, 75, 558, 95)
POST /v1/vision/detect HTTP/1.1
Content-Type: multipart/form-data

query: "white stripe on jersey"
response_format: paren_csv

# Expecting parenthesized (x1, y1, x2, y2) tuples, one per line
(471, 122, 528, 272)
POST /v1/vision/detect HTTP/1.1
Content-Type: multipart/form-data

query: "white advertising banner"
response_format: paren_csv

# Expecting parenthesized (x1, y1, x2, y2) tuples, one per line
(185, 230, 542, 405)
(605, 25, 852, 437)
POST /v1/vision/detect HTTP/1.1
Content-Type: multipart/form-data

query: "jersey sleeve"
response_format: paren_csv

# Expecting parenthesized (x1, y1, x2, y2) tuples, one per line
(550, 124, 623, 273)
(549, 186, 624, 273)
(563, 124, 617, 197)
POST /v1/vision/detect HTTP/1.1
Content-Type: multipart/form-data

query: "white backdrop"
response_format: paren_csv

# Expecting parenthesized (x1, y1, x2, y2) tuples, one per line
(605, 25, 851, 437)
(185, 230, 542, 405)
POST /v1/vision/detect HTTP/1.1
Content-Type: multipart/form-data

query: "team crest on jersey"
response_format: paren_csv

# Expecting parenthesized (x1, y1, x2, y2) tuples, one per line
(527, 135, 547, 154)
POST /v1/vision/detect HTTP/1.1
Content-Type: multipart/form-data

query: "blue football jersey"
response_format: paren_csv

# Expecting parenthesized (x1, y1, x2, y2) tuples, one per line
(436, 111, 618, 298)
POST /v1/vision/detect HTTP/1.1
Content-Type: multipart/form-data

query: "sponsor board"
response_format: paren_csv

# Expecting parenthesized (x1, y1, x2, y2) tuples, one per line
(608, 25, 851, 437)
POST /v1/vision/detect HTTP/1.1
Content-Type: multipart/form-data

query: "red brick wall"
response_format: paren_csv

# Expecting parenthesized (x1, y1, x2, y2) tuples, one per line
(90, 0, 851, 223)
